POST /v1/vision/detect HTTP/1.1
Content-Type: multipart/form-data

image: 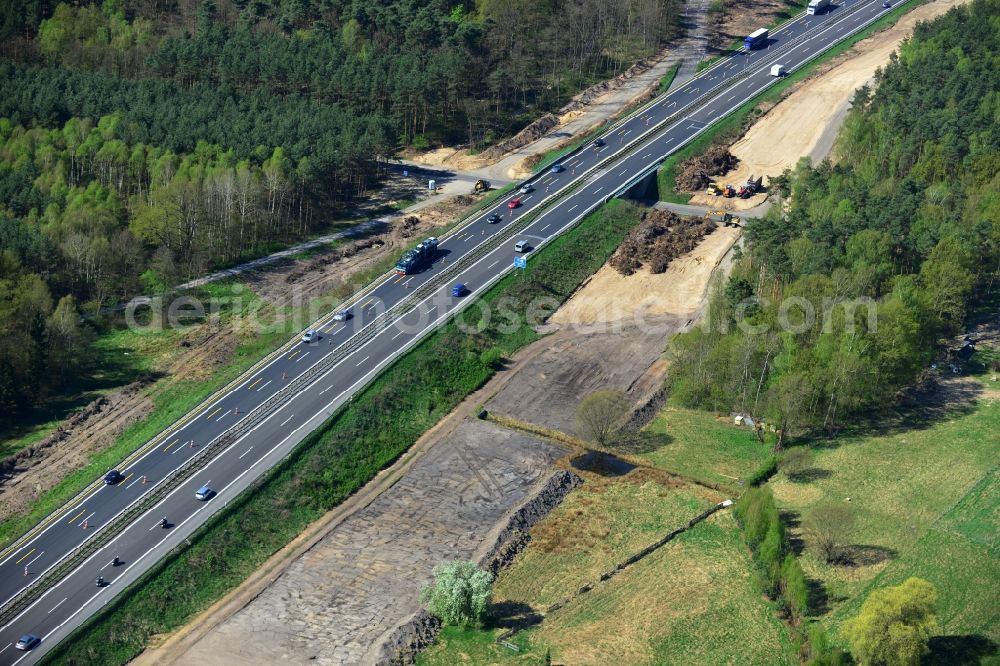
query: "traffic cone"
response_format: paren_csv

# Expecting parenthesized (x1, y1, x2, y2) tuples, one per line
(281, 372, 286, 380)
(24, 566, 28, 577)
(234, 407, 239, 415)
(82, 519, 88, 529)
(142, 475, 148, 484)
(189, 440, 194, 448)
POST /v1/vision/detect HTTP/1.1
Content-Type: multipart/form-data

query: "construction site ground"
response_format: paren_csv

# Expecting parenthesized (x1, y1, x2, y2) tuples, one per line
(138, 418, 565, 666)
(687, 0, 967, 211)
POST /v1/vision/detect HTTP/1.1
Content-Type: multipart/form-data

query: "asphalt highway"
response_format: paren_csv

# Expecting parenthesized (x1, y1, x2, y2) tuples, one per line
(0, 0, 906, 661)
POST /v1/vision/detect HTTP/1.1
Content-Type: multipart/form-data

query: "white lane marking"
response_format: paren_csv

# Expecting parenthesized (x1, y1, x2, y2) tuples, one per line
(622, 129, 632, 136)
(403, 277, 414, 287)
(126, 475, 143, 490)
(0, 643, 9, 654)
(727, 94, 736, 101)
(319, 385, 333, 395)
(619, 168, 629, 176)
(392, 328, 407, 341)
(522, 195, 532, 203)
(356, 355, 370, 367)
(594, 186, 604, 194)
(279, 414, 295, 426)
(27, 551, 44, 567)
(49, 597, 67, 614)
(256, 380, 272, 392)
(296, 352, 310, 363)
(239, 446, 254, 460)
(2, 4, 875, 609)
(541, 224, 550, 233)
(488, 260, 499, 269)
(216, 409, 230, 422)
(78, 512, 95, 527)
(642, 153, 651, 159)
(568, 204, 578, 212)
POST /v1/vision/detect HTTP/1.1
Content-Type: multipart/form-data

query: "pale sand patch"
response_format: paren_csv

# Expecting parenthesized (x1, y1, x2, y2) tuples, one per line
(688, 0, 969, 211)
(550, 225, 741, 326)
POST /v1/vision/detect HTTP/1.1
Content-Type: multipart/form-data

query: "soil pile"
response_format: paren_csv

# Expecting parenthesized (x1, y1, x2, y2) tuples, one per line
(675, 144, 739, 191)
(610, 210, 715, 275)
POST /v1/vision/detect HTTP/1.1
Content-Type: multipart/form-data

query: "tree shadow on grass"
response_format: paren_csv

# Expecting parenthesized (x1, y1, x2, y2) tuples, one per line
(841, 544, 897, 567)
(616, 430, 673, 455)
(806, 578, 832, 616)
(488, 601, 543, 632)
(926, 635, 998, 665)
(787, 467, 833, 483)
(779, 510, 805, 555)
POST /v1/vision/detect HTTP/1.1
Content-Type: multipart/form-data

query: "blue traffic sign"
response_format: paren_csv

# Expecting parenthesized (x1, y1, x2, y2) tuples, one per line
(514, 256, 527, 269)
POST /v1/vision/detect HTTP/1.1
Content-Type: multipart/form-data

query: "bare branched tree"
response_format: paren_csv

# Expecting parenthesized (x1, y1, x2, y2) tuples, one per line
(576, 390, 631, 447)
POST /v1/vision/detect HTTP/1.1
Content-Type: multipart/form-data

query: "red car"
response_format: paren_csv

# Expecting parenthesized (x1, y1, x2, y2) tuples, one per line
(508, 197, 521, 209)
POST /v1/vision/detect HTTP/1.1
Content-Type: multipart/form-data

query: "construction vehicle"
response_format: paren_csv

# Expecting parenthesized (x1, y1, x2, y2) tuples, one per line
(706, 181, 721, 196)
(394, 237, 439, 275)
(704, 210, 736, 226)
(723, 185, 737, 198)
(472, 179, 490, 194)
(738, 175, 763, 198)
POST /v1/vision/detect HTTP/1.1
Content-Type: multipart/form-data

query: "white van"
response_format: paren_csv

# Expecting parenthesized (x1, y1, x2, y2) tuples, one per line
(514, 240, 531, 253)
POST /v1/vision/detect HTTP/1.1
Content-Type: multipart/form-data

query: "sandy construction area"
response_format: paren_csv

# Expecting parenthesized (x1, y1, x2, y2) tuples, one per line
(689, 0, 968, 210)
(550, 225, 741, 327)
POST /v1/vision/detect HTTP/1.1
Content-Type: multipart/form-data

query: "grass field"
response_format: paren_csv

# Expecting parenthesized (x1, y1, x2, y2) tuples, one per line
(493, 472, 718, 608)
(768, 375, 1000, 655)
(640, 407, 774, 491)
(419, 510, 798, 666)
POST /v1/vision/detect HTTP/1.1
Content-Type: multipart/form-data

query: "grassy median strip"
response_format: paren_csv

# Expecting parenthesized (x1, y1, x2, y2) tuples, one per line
(659, 0, 928, 203)
(42, 199, 645, 666)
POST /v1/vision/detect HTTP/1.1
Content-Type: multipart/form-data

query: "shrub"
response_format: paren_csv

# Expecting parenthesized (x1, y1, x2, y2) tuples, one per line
(781, 554, 809, 617)
(746, 455, 779, 486)
(420, 561, 493, 628)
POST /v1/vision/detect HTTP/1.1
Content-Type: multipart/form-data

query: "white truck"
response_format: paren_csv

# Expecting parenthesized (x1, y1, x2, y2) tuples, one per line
(807, 0, 831, 14)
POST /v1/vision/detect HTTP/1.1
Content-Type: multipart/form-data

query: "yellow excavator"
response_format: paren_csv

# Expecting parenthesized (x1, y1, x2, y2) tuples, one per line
(472, 179, 490, 194)
(706, 181, 721, 196)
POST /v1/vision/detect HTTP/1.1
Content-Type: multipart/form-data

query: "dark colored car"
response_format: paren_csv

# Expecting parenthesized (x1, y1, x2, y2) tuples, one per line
(551, 163, 564, 173)
(15, 634, 41, 651)
(332, 310, 351, 321)
(451, 283, 467, 297)
(104, 470, 124, 485)
(487, 213, 502, 224)
(592, 138, 605, 147)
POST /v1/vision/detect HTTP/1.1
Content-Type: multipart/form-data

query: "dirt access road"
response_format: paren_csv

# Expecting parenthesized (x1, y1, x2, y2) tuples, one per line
(688, 0, 969, 210)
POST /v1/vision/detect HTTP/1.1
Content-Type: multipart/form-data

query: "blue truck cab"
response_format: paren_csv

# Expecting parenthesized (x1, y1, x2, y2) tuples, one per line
(745, 28, 768, 50)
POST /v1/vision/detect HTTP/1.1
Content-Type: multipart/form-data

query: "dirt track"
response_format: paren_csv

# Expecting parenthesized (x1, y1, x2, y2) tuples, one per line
(689, 0, 968, 210)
